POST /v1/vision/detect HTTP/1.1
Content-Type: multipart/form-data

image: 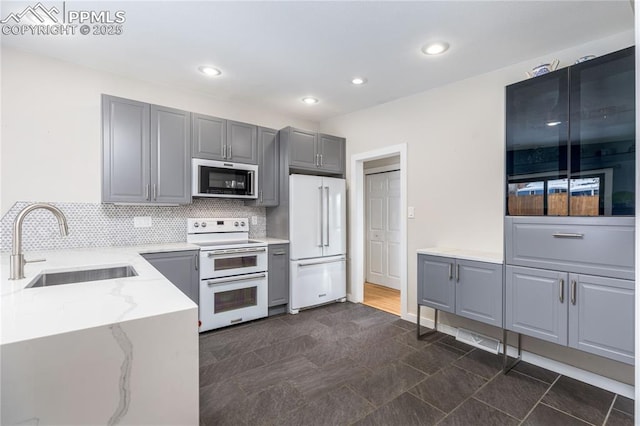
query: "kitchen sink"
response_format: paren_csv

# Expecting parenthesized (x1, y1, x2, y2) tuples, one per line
(26, 265, 138, 288)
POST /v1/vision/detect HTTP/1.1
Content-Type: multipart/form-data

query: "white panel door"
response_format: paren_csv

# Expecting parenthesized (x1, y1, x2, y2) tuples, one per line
(366, 170, 401, 289)
(322, 176, 346, 257)
(289, 174, 323, 260)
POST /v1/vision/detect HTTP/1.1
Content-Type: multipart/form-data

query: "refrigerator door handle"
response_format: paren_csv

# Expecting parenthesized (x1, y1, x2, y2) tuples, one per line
(324, 186, 330, 246)
(318, 186, 324, 247)
(297, 256, 346, 267)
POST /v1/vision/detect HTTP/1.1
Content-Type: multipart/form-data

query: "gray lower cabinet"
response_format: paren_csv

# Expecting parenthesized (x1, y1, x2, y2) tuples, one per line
(102, 95, 191, 204)
(282, 127, 345, 175)
(247, 127, 278, 206)
(191, 114, 258, 165)
(268, 244, 289, 308)
(142, 250, 199, 304)
(418, 254, 503, 327)
(506, 266, 568, 345)
(418, 254, 455, 313)
(506, 265, 635, 364)
(568, 273, 634, 364)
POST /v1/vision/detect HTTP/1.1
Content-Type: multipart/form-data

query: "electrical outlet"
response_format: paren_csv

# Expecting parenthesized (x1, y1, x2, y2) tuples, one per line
(251, 216, 258, 226)
(408, 207, 415, 219)
(134, 216, 152, 228)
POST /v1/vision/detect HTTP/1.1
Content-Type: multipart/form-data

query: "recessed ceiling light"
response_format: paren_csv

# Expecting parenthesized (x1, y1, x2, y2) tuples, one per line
(198, 66, 221, 76)
(421, 42, 450, 56)
(302, 97, 319, 105)
(351, 77, 367, 85)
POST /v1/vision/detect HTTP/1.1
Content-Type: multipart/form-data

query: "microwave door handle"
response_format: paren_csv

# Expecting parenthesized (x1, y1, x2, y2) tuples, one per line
(249, 170, 255, 196)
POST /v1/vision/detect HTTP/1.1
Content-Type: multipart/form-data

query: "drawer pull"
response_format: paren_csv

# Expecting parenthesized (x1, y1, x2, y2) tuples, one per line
(559, 279, 564, 303)
(571, 280, 577, 305)
(552, 233, 584, 239)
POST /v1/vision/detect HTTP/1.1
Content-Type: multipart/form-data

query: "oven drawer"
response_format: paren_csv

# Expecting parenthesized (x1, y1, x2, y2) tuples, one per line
(200, 247, 267, 279)
(505, 216, 635, 280)
(199, 272, 268, 332)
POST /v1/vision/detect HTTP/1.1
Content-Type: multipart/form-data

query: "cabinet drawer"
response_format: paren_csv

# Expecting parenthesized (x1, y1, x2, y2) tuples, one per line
(505, 217, 634, 280)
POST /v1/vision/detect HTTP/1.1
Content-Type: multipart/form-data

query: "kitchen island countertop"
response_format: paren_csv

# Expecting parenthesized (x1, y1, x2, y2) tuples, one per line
(1, 243, 200, 346)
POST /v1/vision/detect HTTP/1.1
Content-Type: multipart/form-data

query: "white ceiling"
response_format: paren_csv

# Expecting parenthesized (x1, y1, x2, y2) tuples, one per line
(1, 1, 634, 123)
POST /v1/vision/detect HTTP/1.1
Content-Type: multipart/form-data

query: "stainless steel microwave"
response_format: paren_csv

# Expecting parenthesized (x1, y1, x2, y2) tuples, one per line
(192, 159, 258, 199)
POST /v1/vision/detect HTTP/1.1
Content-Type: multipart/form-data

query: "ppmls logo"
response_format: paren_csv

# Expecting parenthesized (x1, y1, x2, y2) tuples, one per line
(1, 2, 126, 36)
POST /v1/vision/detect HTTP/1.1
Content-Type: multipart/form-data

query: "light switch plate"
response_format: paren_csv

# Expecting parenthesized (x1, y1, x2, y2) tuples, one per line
(408, 207, 415, 219)
(134, 216, 152, 228)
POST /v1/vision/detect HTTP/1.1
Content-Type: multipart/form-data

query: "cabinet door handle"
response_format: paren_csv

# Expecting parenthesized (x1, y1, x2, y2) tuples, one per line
(145, 184, 150, 200)
(559, 278, 564, 303)
(228, 145, 232, 159)
(552, 233, 584, 239)
(222, 144, 226, 159)
(259, 190, 263, 204)
(571, 280, 577, 305)
(320, 154, 323, 167)
(315, 153, 319, 167)
(448, 263, 453, 280)
(455, 263, 460, 282)
(152, 184, 157, 200)
(195, 255, 199, 271)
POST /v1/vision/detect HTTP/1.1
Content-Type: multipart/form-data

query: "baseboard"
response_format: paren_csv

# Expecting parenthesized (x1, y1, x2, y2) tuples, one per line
(404, 312, 634, 399)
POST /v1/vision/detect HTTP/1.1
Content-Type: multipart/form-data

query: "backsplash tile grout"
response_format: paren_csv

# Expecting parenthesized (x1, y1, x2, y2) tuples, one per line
(1, 199, 266, 252)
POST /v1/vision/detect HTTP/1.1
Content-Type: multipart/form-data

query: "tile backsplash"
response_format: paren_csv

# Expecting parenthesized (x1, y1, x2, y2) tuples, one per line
(0, 199, 266, 252)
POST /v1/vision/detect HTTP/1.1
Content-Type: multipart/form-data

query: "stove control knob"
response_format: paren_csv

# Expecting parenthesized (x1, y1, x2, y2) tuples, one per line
(201, 222, 207, 228)
(193, 222, 199, 228)
(240, 221, 246, 227)
(234, 221, 239, 227)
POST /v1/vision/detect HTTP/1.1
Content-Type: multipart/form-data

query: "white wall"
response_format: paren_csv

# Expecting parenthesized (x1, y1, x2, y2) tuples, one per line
(0, 47, 317, 214)
(321, 30, 635, 383)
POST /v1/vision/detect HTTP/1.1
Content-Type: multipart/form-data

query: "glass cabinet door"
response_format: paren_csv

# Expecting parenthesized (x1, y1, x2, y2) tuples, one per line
(506, 70, 569, 216)
(569, 47, 635, 216)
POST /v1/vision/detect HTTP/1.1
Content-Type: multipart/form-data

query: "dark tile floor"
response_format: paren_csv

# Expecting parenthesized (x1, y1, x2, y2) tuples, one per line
(199, 302, 634, 426)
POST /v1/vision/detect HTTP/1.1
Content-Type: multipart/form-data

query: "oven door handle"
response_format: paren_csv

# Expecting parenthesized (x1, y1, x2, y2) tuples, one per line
(206, 273, 266, 286)
(207, 247, 266, 256)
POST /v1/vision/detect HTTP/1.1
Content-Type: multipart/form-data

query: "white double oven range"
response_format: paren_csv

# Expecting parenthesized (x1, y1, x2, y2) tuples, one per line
(187, 218, 268, 332)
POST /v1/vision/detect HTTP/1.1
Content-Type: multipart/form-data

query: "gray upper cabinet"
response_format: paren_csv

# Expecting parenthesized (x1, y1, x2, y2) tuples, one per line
(418, 254, 455, 314)
(247, 127, 279, 206)
(506, 265, 568, 345)
(192, 113, 226, 160)
(284, 127, 345, 175)
(289, 127, 318, 169)
(268, 244, 289, 308)
(318, 134, 345, 174)
(102, 95, 150, 203)
(142, 250, 199, 304)
(226, 120, 258, 164)
(102, 95, 191, 204)
(192, 115, 258, 164)
(568, 273, 634, 364)
(151, 105, 191, 204)
(455, 260, 503, 328)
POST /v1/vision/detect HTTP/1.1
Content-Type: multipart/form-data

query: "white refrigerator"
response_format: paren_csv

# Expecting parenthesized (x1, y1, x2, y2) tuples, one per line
(289, 174, 347, 313)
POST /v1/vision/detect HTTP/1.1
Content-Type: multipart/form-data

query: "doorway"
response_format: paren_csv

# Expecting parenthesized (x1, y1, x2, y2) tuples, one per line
(363, 161, 401, 315)
(349, 144, 408, 320)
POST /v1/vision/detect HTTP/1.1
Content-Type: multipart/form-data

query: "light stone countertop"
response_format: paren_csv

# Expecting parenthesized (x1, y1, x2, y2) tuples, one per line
(258, 237, 290, 245)
(416, 247, 503, 264)
(1, 243, 200, 346)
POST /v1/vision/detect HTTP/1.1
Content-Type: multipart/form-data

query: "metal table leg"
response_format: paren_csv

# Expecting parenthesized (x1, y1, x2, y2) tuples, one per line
(502, 328, 522, 374)
(417, 304, 439, 340)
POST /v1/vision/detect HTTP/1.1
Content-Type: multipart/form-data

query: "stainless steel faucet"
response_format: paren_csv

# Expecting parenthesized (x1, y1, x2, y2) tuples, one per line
(10, 203, 69, 280)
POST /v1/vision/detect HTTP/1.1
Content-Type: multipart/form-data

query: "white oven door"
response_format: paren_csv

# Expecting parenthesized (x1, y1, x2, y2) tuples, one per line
(200, 247, 267, 279)
(199, 272, 268, 332)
